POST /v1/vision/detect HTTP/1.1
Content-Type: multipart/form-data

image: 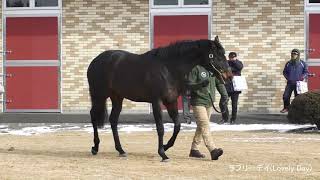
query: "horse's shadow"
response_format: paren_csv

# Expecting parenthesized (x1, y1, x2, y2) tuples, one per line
(0, 147, 163, 160)
(0, 147, 97, 159)
(0, 147, 212, 162)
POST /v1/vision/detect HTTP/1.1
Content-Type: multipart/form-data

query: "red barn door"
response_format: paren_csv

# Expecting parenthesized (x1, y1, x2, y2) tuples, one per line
(5, 17, 60, 112)
(307, 13, 320, 91)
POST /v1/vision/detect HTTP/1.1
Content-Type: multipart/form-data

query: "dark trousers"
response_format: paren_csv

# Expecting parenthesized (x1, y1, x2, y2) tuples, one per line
(224, 92, 240, 122)
(216, 83, 229, 121)
(283, 83, 298, 109)
(182, 95, 191, 123)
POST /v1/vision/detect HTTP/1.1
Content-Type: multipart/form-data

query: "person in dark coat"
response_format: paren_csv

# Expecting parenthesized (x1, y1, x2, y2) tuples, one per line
(223, 52, 243, 124)
(280, 49, 308, 113)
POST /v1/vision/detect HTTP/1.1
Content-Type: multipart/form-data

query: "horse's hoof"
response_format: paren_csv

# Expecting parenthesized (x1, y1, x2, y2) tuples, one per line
(161, 158, 170, 162)
(119, 152, 127, 157)
(91, 147, 98, 155)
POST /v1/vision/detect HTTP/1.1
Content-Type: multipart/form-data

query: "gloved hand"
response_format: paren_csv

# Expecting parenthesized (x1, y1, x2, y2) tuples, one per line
(299, 76, 304, 81)
(185, 79, 210, 90)
(201, 79, 209, 87)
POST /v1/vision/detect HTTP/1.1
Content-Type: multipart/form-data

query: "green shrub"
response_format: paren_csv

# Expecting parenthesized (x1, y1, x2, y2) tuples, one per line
(287, 91, 320, 129)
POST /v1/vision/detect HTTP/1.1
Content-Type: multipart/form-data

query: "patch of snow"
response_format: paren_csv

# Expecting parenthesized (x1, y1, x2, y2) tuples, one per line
(0, 123, 317, 136)
(209, 123, 314, 132)
(0, 125, 8, 128)
(8, 126, 58, 136)
(118, 125, 154, 132)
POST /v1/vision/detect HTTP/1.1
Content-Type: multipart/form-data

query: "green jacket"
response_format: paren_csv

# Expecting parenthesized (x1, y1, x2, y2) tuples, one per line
(186, 65, 216, 107)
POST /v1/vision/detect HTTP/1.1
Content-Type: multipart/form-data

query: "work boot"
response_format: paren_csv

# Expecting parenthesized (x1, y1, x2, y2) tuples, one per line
(210, 148, 223, 160)
(184, 116, 192, 124)
(189, 150, 205, 158)
(218, 119, 228, 124)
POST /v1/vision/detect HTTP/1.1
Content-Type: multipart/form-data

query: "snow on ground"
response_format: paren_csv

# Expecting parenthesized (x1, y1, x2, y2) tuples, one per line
(0, 122, 318, 136)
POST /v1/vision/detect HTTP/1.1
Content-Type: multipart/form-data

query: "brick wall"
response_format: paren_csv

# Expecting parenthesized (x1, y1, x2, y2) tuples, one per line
(62, 0, 150, 113)
(212, 0, 304, 113)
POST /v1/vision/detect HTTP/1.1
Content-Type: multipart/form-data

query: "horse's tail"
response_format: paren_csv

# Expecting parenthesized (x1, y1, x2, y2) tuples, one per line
(88, 84, 108, 129)
(87, 52, 110, 129)
(94, 98, 107, 129)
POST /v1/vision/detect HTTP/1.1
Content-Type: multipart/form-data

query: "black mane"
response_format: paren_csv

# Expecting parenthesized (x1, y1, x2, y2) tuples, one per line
(143, 39, 211, 60)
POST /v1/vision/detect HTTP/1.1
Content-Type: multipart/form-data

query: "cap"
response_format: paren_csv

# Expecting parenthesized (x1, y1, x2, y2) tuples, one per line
(291, 49, 300, 55)
(228, 52, 237, 58)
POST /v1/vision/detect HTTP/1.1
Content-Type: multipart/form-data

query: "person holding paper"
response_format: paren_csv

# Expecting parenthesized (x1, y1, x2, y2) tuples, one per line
(280, 49, 308, 113)
(224, 52, 243, 124)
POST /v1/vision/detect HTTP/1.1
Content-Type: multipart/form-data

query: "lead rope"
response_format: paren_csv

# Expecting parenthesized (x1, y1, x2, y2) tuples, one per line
(210, 63, 225, 84)
(208, 92, 225, 114)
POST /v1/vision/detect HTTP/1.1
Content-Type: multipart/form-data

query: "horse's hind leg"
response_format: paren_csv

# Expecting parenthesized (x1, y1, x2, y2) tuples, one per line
(152, 100, 169, 162)
(110, 95, 126, 156)
(163, 101, 181, 151)
(90, 96, 107, 155)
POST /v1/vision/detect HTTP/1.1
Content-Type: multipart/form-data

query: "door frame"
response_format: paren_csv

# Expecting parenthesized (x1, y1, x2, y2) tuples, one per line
(304, 2, 320, 90)
(304, 10, 320, 62)
(2, 10, 62, 112)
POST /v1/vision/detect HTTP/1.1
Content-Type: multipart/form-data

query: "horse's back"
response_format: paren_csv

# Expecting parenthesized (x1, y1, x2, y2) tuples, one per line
(88, 50, 131, 71)
(87, 50, 176, 103)
(87, 50, 144, 96)
(89, 50, 134, 72)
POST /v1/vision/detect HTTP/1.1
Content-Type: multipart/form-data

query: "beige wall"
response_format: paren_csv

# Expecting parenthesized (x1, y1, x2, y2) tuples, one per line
(212, 0, 304, 113)
(61, 0, 304, 113)
(62, 0, 150, 113)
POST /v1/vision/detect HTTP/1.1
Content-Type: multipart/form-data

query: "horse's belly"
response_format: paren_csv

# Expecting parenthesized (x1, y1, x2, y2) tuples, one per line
(125, 96, 152, 103)
(112, 88, 151, 102)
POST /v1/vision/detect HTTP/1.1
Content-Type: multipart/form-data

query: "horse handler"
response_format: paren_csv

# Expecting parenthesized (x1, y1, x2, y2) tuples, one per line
(185, 65, 224, 160)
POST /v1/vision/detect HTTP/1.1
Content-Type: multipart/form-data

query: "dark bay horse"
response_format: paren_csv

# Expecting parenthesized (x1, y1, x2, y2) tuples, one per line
(87, 36, 230, 161)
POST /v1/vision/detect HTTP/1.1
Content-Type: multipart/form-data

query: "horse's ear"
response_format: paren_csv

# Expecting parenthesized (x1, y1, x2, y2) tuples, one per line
(214, 36, 220, 43)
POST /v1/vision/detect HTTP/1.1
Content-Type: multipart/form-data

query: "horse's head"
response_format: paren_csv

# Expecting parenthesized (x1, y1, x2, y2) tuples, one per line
(199, 36, 232, 84)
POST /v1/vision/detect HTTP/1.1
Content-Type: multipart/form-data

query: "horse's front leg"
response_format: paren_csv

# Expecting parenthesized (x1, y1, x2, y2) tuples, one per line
(152, 101, 169, 162)
(163, 100, 180, 151)
(110, 96, 126, 157)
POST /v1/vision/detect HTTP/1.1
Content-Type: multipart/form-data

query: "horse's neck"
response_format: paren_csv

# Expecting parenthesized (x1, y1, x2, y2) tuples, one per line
(176, 57, 200, 76)
(142, 49, 201, 80)
(174, 62, 200, 93)
(167, 59, 199, 87)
